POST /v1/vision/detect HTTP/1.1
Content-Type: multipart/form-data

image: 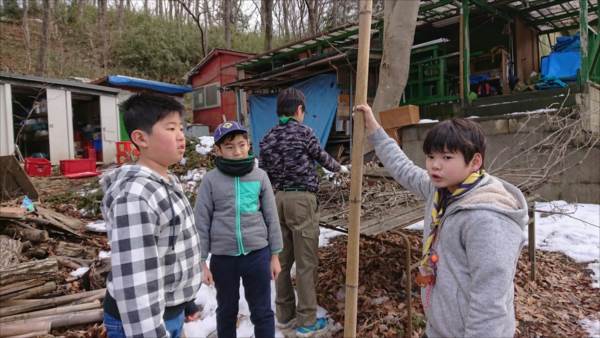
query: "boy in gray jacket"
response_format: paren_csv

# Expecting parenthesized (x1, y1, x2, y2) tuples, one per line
(357, 104, 527, 338)
(194, 121, 283, 338)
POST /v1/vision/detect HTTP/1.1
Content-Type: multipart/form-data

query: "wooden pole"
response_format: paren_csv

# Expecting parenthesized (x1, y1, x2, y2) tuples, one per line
(462, 0, 471, 104)
(343, 1, 373, 337)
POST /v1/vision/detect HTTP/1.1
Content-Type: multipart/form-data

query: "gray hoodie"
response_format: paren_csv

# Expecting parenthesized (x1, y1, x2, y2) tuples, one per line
(194, 166, 283, 260)
(368, 128, 528, 338)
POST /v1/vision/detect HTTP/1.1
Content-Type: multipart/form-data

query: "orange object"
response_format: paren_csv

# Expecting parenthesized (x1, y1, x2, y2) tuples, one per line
(431, 254, 439, 263)
(415, 273, 435, 287)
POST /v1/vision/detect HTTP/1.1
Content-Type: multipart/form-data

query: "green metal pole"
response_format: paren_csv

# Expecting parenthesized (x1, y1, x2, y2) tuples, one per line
(580, 0, 589, 84)
(462, 0, 471, 103)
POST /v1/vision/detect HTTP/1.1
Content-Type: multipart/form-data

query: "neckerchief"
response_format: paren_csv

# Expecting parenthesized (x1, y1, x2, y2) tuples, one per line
(417, 170, 486, 289)
(278, 116, 297, 125)
(215, 155, 255, 177)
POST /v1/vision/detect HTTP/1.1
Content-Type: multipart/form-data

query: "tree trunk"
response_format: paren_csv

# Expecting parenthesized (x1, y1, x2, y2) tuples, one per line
(261, 0, 273, 50)
(0, 258, 57, 287)
(97, 0, 108, 69)
(223, 0, 232, 49)
(0, 301, 101, 323)
(304, 0, 317, 36)
(0, 282, 57, 301)
(281, 0, 290, 40)
(144, 0, 148, 13)
(372, 0, 420, 117)
(22, 0, 31, 72)
(35, 0, 50, 76)
(116, 0, 125, 36)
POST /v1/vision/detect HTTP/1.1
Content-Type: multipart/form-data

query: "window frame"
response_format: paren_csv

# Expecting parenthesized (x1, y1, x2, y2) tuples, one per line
(192, 82, 221, 110)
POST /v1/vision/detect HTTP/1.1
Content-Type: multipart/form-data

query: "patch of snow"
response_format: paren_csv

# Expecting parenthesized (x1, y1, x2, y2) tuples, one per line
(70, 267, 89, 277)
(419, 119, 439, 124)
(99, 250, 111, 259)
(509, 108, 557, 115)
(196, 136, 215, 155)
(406, 220, 424, 231)
(531, 201, 600, 289)
(319, 227, 343, 247)
(180, 157, 187, 166)
(579, 318, 600, 338)
(86, 220, 106, 233)
(466, 115, 479, 119)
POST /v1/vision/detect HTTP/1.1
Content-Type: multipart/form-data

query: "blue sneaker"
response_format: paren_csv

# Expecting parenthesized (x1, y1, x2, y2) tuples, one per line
(295, 317, 328, 337)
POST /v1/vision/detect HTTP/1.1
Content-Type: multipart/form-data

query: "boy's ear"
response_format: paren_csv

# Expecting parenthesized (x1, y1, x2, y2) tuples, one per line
(470, 153, 483, 171)
(213, 144, 222, 156)
(131, 129, 148, 149)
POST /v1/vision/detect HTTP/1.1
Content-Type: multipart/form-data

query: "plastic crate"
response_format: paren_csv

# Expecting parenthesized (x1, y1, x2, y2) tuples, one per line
(116, 141, 139, 165)
(59, 159, 97, 176)
(24, 158, 51, 177)
(116, 141, 134, 153)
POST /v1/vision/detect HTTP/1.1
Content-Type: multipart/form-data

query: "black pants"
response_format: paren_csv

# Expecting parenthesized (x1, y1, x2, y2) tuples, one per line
(211, 246, 274, 338)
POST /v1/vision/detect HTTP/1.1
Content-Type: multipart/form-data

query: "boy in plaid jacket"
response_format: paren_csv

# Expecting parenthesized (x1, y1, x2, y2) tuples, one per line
(101, 93, 202, 338)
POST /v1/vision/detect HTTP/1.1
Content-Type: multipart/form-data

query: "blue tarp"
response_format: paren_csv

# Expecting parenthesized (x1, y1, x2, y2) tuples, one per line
(107, 75, 192, 94)
(248, 73, 339, 155)
(540, 34, 581, 81)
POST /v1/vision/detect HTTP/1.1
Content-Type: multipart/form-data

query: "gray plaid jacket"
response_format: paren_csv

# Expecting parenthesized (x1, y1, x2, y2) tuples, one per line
(100, 165, 202, 337)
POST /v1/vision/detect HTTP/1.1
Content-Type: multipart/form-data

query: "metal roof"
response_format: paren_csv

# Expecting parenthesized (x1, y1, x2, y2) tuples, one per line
(418, 0, 598, 34)
(102, 75, 192, 94)
(0, 72, 121, 95)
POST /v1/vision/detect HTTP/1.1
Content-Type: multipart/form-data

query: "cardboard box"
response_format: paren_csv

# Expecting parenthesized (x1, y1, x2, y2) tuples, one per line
(379, 105, 420, 129)
(384, 128, 401, 144)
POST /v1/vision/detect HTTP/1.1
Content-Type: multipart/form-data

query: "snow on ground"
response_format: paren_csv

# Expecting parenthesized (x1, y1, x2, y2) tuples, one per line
(532, 201, 600, 288)
(85, 220, 106, 233)
(196, 136, 215, 155)
(70, 266, 90, 277)
(184, 228, 344, 338)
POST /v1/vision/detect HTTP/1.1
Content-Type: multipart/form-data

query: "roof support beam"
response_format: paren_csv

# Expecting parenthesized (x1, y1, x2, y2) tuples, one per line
(471, 0, 513, 22)
(522, 0, 573, 13)
(535, 6, 597, 24)
(580, 0, 589, 83)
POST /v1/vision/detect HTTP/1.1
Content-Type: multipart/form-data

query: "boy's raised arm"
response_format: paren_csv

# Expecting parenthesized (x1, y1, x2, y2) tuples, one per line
(260, 173, 283, 254)
(358, 104, 433, 200)
(110, 194, 168, 338)
(194, 178, 213, 261)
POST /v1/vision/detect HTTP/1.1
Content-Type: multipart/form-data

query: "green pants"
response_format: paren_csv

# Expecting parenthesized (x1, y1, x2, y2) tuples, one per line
(275, 191, 320, 327)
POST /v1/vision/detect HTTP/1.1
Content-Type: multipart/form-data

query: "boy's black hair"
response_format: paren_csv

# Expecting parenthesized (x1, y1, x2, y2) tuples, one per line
(215, 131, 249, 146)
(121, 93, 184, 144)
(276, 88, 305, 117)
(423, 118, 486, 165)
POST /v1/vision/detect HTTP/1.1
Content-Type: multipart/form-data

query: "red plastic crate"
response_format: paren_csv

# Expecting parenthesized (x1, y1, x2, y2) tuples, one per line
(116, 141, 134, 153)
(116, 141, 139, 165)
(24, 158, 51, 177)
(59, 159, 97, 176)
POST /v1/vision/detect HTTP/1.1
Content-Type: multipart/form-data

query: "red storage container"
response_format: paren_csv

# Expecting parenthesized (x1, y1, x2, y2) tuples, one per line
(59, 159, 97, 176)
(24, 158, 52, 177)
(116, 141, 139, 165)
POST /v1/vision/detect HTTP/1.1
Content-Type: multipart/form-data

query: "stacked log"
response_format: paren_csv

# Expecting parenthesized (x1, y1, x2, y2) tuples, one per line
(0, 205, 106, 337)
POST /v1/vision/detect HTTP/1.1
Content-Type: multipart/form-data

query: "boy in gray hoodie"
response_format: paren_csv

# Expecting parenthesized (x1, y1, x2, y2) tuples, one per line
(101, 93, 202, 338)
(357, 104, 527, 338)
(194, 121, 283, 338)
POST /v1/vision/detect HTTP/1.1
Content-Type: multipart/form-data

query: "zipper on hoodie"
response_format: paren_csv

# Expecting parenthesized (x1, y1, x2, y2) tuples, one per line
(234, 177, 246, 255)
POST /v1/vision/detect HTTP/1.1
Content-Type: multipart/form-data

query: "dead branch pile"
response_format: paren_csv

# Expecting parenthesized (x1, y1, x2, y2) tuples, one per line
(0, 201, 109, 337)
(317, 234, 600, 338)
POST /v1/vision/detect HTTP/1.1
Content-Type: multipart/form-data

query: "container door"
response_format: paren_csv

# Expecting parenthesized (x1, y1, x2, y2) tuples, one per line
(47, 88, 74, 164)
(0, 83, 14, 156)
(99, 95, 119, 163)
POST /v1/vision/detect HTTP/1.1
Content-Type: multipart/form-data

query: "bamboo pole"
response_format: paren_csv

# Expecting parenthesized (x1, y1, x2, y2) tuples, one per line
(343, 1, 373, 337)
(0, 300, 101, 323)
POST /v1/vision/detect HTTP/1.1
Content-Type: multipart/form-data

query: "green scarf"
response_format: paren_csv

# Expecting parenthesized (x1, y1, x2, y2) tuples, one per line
(215, 155, 255, 177)
(278, 116, 297, 125)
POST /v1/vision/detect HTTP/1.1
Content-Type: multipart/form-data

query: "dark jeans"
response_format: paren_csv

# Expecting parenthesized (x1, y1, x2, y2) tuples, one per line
(211, 246, 274, 338)
(103, 310, 184, 338)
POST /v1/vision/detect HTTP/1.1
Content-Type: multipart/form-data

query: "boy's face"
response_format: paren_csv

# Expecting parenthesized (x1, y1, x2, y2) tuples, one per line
(216, 134, 250, 160)
(425, 150, 482, 192)
(133, 112, 185, 167)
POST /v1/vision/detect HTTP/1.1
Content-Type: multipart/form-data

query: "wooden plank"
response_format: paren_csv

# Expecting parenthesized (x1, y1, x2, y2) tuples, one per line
(0, 156, 38, 202)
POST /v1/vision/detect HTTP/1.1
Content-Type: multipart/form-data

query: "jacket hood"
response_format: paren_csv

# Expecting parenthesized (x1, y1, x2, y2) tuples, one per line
(451, 174, 529, 231)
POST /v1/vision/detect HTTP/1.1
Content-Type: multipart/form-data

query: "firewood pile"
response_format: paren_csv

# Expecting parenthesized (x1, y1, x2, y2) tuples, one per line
(316, 235, 600, 338)
(0, 201, 109, 338)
